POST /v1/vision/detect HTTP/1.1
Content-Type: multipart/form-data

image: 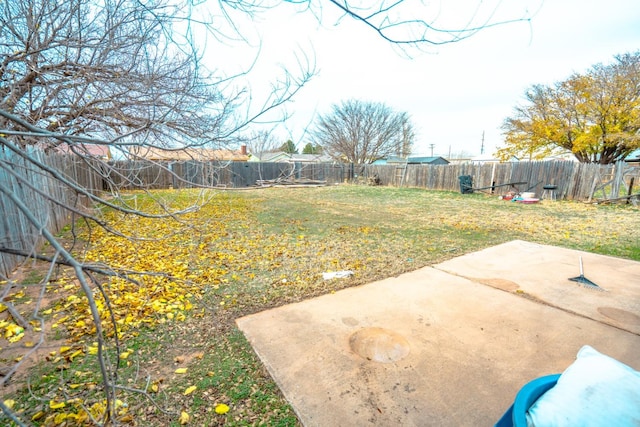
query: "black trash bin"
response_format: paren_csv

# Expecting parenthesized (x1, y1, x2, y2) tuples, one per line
(459, 175, 473, 194)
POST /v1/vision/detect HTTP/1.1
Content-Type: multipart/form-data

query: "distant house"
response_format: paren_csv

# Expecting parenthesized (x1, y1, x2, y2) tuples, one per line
(625, 149, 640, 163)
(373, 156, 449, 165)
(373, 156, 405, 165)
(248, 152, 333, 163)
(129, 145, 249, 162)
(47, 143, 111, 160)
(406, 156, 449, 165)
(289, 153, 334, 163)
(248, 151, 292, 163)
(447, 157, 473, 164)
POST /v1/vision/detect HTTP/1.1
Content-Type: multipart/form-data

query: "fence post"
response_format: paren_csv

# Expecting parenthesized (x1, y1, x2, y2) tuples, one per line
(611, 160, 625, 199)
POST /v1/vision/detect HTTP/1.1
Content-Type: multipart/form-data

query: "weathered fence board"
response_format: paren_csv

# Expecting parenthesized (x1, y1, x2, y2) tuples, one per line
(0, 148, 103, 276)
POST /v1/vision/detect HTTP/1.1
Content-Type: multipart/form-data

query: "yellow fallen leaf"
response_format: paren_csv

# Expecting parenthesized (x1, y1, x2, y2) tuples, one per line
(214, 403, 230, 414)
(49, 400, 66, 409)
(32, 411, 45, 421)
(8, 333, 24, 343)
(5, 323, 23, 337)
(184, 385, 197, 395)
(59, 346, 72, 354)
(151, 383, 159, 393)
(174, 368, 187, 374)
(3, 399, 15, 409)
(179, 411, 190, 425)
(119, 351, 130, 360)
(68, 349, 83, 360)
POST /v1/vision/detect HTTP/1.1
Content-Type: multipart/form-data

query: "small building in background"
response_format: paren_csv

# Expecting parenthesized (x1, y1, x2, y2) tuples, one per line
(406, 156, 450, 165)
(373, 156, 449, 165)
(248, 152, 334, 163)
(625, 149, 640, 164)
(248, 151, 292, 163)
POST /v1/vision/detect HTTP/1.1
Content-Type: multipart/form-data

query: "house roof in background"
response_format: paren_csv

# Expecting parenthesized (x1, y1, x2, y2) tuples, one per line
(48, 143, 111, 159)
(289, 153, 334, 163)
(129, 146, 248, 161)
(374, 156, 449, 165)
(626, 149, 640, 162)
(250, 152, 334, 163)
(251, 151, 292, 162)
(407, 156, 449, 164)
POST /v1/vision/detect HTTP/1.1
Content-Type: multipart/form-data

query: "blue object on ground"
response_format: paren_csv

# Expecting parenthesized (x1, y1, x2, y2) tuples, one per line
(495, 374, 561, 427)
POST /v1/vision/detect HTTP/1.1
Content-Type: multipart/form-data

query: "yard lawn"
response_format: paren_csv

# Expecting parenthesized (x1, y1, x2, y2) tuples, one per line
(2, 185, 639, 426)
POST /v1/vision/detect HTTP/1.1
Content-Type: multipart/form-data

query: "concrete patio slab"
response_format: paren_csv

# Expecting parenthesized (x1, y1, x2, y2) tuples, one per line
(236, 241, 640, 426)
(435, 240, 640, 335)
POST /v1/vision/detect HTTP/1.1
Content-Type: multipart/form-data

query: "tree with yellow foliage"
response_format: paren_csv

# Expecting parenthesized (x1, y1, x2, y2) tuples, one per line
(497, 52, 640, 164)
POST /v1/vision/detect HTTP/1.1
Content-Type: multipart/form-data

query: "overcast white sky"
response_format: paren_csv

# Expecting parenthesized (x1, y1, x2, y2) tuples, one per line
(214, 0, 640, 158)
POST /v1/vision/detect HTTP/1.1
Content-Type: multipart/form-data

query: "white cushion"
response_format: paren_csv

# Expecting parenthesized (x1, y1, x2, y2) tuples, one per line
(526, 345, 640, 427)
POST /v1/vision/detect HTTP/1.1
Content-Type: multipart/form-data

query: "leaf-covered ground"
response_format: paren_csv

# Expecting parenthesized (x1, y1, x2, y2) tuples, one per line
(2, 186, 639, 425)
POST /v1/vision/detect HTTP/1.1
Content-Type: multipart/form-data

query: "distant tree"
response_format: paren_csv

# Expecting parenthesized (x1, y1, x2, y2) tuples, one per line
(279, 140, 298, 154)
(245, 130, 282, 159)
(302, 143, 322, 154)
(497, 52, 640, 164)
(311, 100, 414, 164)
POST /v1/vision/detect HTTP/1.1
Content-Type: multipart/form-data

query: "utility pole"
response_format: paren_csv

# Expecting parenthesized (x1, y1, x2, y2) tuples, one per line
(429, 143, 435, 157)
(480, 131, 485, 155)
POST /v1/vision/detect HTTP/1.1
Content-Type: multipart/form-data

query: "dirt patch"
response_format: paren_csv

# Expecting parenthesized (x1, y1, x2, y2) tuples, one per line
(598, 306, 640, 327)
(474, 277, 520, 292)
(1, 263, 70, 393)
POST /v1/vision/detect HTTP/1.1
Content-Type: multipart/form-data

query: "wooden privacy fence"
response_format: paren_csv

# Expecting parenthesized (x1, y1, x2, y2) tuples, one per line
(362, 160, 638, 201)
(1, 149, 638, 277)
(0, 147, 103, 276)
(106, 161, 351, 189)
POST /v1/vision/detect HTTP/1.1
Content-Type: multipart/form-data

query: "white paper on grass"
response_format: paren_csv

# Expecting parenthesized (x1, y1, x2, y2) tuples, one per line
(322, 271, 354, 280)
